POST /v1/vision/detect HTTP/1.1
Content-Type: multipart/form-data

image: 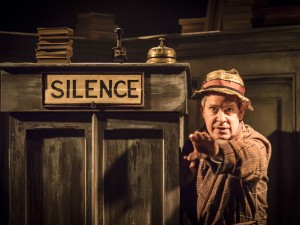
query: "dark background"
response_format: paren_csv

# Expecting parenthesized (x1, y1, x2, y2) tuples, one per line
(0, 0, 299, 38)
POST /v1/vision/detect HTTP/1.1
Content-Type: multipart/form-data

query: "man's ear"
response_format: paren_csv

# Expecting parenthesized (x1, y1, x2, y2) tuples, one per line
(200, 106, 204, 118)
(239, 104, 246, 120)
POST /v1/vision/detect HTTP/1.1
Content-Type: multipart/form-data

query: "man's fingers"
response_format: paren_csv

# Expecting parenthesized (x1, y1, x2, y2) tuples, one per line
(201, 131, 211, 139)
(186, 151, 199, 161)
(189, 161, 197, 168)
(190, 131, 212, 143)
(189, 133, 197, 142)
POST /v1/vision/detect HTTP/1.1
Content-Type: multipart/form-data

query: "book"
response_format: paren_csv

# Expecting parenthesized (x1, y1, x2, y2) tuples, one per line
(224, 0, 268, 6)
(178, 18, 206, 26)
(222, 23, 252, 30)
(36, 54, 73, 59)
(37, 27, 74, 36)
(78, 12, 114, 20)
(84, 31, 115, 40)
(263, 5, 300, 26)
(181, 24, 206, 32)
(36, 55, 73, 59)
(181, 26, 206, 32)
(37, 39, 73, 45)
(76, 13, 115, 29)
(75, 12, 116, 37)
(223, 4, 258, 13)
(37, 58, 71, 64)
(75, 23, 116, 33)
(36, 49, 73, 55)
(222, 11, 255, 20)
(179, 17, 206, 33)
(38, 35, 73, 40)
(76, 17, 115, 25)
(36, 44, 73, 50)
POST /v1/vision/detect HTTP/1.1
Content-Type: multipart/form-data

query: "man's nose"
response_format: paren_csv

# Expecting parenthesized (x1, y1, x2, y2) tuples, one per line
(217, 110, 226, 122)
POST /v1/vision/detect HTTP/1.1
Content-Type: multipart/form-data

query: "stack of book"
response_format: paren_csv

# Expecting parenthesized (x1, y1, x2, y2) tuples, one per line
(262, 5, 300, 27)
(222, 0, 268, 30)
(178, 18, 206, 33)
(75, 12, 116, 41)
(36, 27, 74, 64)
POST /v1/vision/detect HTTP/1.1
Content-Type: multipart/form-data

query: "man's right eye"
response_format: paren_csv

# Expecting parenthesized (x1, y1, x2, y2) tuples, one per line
(209, 107, 218, 114)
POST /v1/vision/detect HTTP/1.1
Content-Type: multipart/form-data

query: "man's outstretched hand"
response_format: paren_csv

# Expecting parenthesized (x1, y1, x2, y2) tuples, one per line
(184, 131, 220, 168)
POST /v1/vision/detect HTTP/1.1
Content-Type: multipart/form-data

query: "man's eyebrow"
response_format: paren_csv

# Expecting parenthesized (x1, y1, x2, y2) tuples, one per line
(223, 102, 236, 107)
(208, 104, 220, 107)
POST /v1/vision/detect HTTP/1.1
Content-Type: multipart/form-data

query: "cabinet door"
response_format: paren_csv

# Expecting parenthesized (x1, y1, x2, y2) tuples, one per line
(95, 112, 181, 225)
(243, 75, 295, 225)
(9, 113, 93, 225)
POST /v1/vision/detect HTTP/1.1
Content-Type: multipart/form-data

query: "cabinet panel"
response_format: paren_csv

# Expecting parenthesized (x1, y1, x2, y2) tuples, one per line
(26, 129, 86, 225)
(9, 113, 92, 225)
(103, 129, 163, 225)
(96, 113, 181, 225)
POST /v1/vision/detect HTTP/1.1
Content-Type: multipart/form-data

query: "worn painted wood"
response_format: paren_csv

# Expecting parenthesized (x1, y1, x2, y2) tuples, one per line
(8, 112, 184, 225)
(0, 63, 191, 113)
(3, 63, 189, 225)
(243, 74, 295, 225)
(44, 74, 143, 105)
(103, 129, 163, 225)
(27, 130, 85, 225)
(9, 113, 93, 225)
(96, 112, 181, 225)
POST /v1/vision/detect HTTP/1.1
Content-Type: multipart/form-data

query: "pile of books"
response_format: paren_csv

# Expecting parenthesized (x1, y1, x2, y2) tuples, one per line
(75, 12, 116, 41)
(222, 0, 268, 30)
(178, 18, 206, 33)
(36, 27, 74, 63)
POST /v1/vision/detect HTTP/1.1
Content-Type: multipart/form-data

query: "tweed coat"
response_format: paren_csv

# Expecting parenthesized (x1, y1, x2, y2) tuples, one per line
(180, 122, 271, 225)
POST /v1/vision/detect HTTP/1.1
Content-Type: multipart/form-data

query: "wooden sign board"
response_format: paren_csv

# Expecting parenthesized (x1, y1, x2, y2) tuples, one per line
(44, 73, 143, 107)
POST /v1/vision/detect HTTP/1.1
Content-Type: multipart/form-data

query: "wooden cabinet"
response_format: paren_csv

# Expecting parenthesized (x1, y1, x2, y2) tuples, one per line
(0, 63, 191, 225)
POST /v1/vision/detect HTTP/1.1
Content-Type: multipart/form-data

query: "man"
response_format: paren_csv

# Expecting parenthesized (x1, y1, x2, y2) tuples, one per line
(180, 69, 272, 225)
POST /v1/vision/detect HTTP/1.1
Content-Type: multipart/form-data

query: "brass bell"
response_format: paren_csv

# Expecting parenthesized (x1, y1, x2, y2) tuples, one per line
(146, 38, 177, 63)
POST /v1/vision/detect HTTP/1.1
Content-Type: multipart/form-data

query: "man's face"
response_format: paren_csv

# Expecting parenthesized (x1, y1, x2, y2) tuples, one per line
(201, 94, 245, 140)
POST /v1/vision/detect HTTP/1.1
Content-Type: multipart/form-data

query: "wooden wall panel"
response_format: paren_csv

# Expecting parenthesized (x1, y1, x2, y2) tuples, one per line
(243, 75, 295, 225)
(0, 113, 9, 225)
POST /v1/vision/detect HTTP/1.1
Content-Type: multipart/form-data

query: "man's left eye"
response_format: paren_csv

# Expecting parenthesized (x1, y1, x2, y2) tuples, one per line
(225, 108, 234, 113)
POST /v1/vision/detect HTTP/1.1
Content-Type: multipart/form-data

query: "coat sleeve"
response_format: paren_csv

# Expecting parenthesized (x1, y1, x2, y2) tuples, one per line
(214, 127, 271, 184)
